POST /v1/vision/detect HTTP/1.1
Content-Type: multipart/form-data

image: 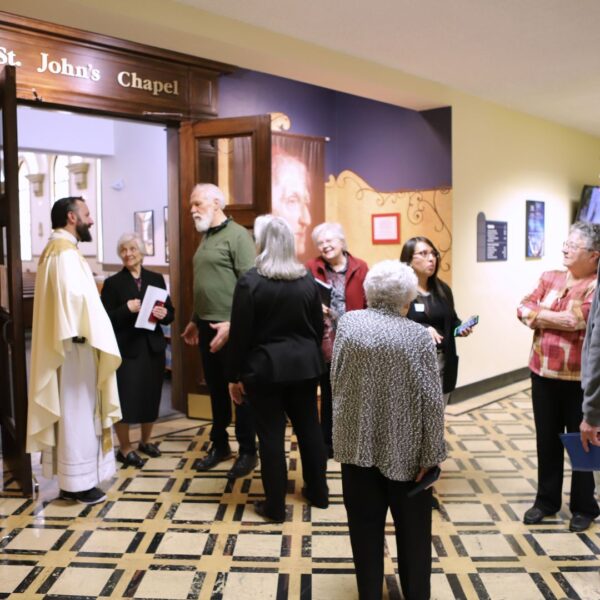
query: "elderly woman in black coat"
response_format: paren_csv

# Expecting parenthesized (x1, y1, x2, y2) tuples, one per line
(332, 260, 446, 600)
(101, 233, 174, 468)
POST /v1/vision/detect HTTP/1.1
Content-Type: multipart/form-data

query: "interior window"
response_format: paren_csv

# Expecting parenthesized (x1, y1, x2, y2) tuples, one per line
(18, 159, 32, 261)
(53, 154, 70, 201)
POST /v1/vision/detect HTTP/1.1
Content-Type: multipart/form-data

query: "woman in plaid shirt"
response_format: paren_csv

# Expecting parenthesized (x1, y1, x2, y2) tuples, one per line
(517, 221, 600, 532)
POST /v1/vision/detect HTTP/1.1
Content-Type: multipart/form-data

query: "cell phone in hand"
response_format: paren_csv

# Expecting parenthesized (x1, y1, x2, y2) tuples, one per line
(407, 466, 441, 497)
(148, 300, 165, 324)
(454, 315, 479, 337)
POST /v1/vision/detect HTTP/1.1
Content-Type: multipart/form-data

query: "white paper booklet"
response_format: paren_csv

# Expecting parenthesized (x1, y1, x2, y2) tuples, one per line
(135, 285, 168, 330)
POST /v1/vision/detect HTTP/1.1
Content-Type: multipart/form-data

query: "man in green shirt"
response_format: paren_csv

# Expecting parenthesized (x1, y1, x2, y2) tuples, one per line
(182, 183, 257, 479)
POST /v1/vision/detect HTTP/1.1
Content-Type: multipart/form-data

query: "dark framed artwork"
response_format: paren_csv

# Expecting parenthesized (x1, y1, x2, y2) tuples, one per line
(134, 210, 154, 256)
(526, 200, 544, 258)
(163, 205, 169, 263)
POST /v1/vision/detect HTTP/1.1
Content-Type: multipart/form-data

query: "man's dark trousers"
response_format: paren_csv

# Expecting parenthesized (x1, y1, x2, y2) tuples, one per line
(198, 319, 256, 455)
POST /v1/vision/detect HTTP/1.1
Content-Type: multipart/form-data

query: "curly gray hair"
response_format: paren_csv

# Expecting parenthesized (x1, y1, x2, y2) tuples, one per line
(311, 222, 348, 251)
(364, 260, 417, 312)
(570, 221, 600, 251)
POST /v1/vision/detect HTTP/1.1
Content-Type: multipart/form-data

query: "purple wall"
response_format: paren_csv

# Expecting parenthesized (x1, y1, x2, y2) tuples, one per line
(219, 69, 451, 190)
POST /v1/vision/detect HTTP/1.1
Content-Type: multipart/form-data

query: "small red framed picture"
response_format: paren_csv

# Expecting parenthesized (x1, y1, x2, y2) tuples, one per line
(371, 213, 400, 244)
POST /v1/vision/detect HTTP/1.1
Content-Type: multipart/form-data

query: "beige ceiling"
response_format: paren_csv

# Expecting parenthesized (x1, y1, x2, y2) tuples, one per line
(173, 0, 600, 137)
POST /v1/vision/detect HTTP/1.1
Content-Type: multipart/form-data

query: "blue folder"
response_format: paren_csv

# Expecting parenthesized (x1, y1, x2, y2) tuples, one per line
(560, 433, 600, 471)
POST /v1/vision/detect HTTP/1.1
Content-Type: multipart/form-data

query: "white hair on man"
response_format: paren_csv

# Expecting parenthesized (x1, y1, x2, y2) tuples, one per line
(364, 260, 418, 313)
(311, 222, 348, 251)
(254, 215, 306, 281)
(191, 183, 226, 209)
(116, 232, 145, 256)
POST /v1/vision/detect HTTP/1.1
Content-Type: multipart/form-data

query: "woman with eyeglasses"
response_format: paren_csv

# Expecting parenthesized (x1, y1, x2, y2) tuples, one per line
(400, 237, 471, 405)
(307, 222, 369, 458)
(517, 222, 600, 532)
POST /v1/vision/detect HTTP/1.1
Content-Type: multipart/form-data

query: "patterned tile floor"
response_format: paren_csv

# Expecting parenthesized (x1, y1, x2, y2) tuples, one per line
(1, 382, 600, 599)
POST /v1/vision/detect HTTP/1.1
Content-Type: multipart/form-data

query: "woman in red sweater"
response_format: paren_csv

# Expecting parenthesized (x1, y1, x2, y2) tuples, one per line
(306, 222, 369, 457)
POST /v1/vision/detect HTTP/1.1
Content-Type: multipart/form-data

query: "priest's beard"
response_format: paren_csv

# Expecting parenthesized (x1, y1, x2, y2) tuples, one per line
(193, 208, 214, 233)
(76, 219, 92, 242)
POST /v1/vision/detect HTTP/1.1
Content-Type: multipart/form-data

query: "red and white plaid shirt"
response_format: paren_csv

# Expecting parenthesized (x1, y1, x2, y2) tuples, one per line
(517, 270, 596, 381)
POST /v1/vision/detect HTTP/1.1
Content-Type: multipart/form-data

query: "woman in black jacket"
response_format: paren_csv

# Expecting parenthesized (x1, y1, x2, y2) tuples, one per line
(228, 216, 328, 522)
(401, 237, 472, 403)
(101, 233, 174, 467)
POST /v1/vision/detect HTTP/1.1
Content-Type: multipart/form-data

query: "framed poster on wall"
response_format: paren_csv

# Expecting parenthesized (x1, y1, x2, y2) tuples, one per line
(134, 210, 154, 256)
(371, 213, 400, 245)
(526, 200, 544, 258)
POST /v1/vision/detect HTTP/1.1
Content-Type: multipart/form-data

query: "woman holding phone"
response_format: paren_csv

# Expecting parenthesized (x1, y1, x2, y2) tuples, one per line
(101, 233, 174, 467)
(400, 236, 473, 404)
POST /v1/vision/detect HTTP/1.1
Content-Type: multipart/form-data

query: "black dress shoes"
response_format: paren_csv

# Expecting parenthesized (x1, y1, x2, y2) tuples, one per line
(570, 513, 594, 532)
(254, 500, 284, 523)
(195, 446, 233, 471)
(227, 453, 258, 479)
(301, 487, 329, 509)
(138, 442, 161, 457)
(60, 487, 106, 505)
(523, 506, 554, 525)
(116, 450, 144, 468)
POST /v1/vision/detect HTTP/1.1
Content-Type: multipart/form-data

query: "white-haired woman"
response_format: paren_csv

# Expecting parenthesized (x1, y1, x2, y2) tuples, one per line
(332, 260, 446, 600)
(518, 222, 600, 532)
(101, 233, 174, 467)
(306, 222, 368, 457)
(228, 216, 328, 522)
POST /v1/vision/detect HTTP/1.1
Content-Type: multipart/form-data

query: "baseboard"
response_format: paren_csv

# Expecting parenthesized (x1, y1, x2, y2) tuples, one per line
(450, 367, 530, 404)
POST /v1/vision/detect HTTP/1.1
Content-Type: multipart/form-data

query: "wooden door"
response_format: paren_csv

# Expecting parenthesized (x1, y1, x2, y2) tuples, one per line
(173, 115, 271, 413)
(0, 66, 32, 495)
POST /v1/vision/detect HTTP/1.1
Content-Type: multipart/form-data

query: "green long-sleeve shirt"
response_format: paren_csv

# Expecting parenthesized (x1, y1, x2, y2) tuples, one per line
(192, 218, 255, 322)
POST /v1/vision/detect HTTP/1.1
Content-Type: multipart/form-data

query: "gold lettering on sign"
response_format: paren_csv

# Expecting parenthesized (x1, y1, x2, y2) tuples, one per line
(37, 52, 101, 81)
(117, 71, 179, 96)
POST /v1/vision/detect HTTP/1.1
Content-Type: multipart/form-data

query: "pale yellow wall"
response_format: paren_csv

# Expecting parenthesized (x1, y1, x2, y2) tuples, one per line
(452, 99, 600, 386)
(7, 0, 600, 388)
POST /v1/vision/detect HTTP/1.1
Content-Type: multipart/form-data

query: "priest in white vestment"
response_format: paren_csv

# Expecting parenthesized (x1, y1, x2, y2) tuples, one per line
(27, 196, 122, 505)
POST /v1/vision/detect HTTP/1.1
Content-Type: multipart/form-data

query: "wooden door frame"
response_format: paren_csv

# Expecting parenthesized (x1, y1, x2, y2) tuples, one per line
(177, 115, 272, 408)
(0, 66, 32, 495)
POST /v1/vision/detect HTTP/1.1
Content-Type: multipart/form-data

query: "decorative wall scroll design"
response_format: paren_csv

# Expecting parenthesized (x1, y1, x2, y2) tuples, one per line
(326, 170, 453, 281)
(270, 112, 292, 131)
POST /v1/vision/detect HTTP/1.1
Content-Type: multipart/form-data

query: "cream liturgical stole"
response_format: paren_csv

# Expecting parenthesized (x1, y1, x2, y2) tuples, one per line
(26, 230, 122, 454)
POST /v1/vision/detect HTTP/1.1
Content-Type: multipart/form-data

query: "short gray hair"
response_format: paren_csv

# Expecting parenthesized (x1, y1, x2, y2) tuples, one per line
(364, 260, 417, 312)
(191, 183, 226, 209)
(311, 222, 348, 251)
(254, 215, 306, 280)
(116, 232, 145, 256)
(570, 221, 600, 251)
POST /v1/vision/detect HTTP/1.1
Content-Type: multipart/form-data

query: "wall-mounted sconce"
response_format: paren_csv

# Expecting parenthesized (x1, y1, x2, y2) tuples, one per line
(25, 173, 45, 197)
(111, 178, 125, 191)
(67, 162, 90, 190)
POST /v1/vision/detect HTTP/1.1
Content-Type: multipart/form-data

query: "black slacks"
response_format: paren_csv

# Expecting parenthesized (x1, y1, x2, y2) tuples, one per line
(319, 364, 333, 454)
(342, 463, 432, 600)
(246, 378, 328, 520)
(198, 320, 256, 455)
(531, 372, 599, 518)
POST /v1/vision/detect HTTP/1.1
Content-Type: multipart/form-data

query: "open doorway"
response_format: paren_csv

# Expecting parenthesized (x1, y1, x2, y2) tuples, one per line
(17, 105, 179, 421)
